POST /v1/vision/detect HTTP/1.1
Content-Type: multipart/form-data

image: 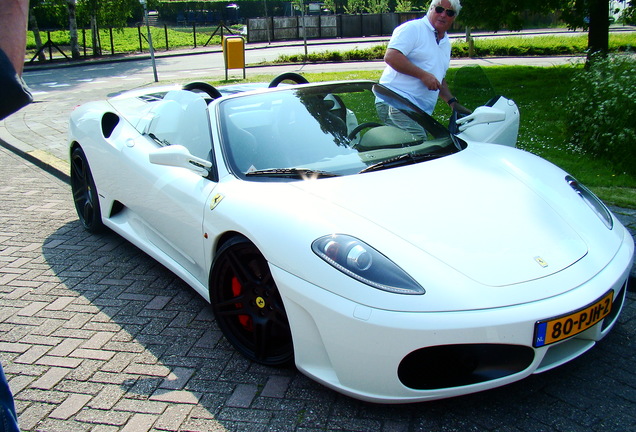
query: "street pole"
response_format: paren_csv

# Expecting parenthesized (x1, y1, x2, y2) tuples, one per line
(139, 0, 158, 82)
(300, 0, 308, 60)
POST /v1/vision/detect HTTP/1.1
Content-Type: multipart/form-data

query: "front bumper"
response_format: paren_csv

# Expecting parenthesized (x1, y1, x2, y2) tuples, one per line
(272, 232, 633, 403)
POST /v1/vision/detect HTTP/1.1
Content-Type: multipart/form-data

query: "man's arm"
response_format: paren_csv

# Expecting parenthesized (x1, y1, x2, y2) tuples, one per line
(0, 0, 29, 75)
(0, 0, 33, 120)
(384, 48, 441, 91)
(440, 78, 471, 114)
(439, 78, 453, 103)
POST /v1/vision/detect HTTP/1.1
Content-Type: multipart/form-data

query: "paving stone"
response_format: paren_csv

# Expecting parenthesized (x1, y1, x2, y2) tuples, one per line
(0, 341, 31, 353)
(48, 337, 83, 357)
(89, 385, 127, 411)
(153, 404, 194, 431)
(16, 402, 56, 431)
(260, 375, 291, 399)
(74, 408, 132, 427)
(120, 413, 158, 432)
(49, 393, 93, 420)
(14, 345, 51, 365)
(150, 389, 202, 405)
(113, 398, 167, 415)
(160, 366, 196, 390)
(30, 367, 70, 390)
(226, 384, 258, 408)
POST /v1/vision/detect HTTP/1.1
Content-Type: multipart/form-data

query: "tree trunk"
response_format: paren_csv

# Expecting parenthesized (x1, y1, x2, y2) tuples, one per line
(587, 0, 609, 58)
(67, 0, 81, 59)
(28, 7, 46, 62)
(91, 15, 101, 57)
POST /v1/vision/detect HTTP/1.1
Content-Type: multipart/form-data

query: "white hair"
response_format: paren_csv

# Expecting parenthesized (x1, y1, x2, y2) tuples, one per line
(428, 0, 462, 16)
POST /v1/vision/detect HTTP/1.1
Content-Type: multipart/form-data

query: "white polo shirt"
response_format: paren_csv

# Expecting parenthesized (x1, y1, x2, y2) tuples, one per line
(379, 16, 451, 114)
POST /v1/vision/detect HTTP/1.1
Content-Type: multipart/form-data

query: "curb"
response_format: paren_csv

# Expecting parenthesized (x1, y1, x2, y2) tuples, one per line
(0, 137, 70, 184)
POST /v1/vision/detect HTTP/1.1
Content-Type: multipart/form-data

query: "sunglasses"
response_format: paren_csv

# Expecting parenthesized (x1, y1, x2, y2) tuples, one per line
(434, 5, 456, 17)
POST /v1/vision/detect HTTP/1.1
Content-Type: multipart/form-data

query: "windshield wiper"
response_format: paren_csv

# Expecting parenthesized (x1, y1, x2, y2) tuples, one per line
(359, 152, 445, 174)
(245, 168, 340, 179)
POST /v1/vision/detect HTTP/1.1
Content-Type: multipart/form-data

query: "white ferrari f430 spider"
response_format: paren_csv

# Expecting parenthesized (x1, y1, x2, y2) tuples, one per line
(68, 72, 634, 403)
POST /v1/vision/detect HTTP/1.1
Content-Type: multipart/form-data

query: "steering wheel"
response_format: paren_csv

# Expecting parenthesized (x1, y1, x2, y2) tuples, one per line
(347, 122, 383, 140)
(182, 82, 222, 100)
(268, 72, 309, 88)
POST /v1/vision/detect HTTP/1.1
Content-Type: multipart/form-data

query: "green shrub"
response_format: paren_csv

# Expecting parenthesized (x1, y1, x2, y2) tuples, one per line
(449, 34, 635, 58)
(565, 54, 636, 175)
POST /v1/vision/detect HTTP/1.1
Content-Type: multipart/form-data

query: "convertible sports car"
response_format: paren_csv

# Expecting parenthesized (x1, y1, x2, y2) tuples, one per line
(69, 72, 634, 403)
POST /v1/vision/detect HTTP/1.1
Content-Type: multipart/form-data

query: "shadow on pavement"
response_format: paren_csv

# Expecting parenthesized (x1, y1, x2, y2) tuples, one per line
(37, 217, 636, 430)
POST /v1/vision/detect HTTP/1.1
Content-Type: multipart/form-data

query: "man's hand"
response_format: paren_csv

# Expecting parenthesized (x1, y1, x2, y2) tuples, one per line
(419, 71, 441, 91)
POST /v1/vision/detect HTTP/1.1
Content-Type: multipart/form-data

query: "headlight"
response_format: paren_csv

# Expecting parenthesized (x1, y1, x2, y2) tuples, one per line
(566, 176, 613, 229)
(312, 234, 425, 295)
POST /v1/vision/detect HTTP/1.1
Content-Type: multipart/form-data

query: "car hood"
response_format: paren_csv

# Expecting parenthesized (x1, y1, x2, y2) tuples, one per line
(290, 146, 591, 287)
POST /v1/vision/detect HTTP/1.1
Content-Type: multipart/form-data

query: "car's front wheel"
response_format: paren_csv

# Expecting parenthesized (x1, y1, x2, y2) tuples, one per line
(70, 146, 104, 233)
(210, 236, 293, 366)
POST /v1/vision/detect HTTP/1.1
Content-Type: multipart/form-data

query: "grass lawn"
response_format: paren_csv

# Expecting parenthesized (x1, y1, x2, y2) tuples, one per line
(205, 65, 636, 208)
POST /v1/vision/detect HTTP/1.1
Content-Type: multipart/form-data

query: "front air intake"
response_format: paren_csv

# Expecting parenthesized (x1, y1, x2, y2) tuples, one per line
(398, 344, 534, 390)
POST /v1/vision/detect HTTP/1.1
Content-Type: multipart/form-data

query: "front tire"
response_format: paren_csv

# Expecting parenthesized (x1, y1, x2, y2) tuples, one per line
(70, 146, 104, 233)
(210, 236, 293, 366)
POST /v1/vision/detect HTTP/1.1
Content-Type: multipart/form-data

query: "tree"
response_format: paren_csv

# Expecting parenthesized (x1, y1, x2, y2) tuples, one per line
(344, 0, 366, 14)
(67, 0, 80, 59)
(323, 0, 336, 13)
(587, 0, 610, 55)
(27, 0, 46, 62)
(459, 0, 615, 57)
(395, 0, 414, 12)
(621, 0, 636, 23)
(30, 0, 142, 58)
(366, 0, 390, 13)
(558, 0, 610, 57)
(458, 0, 557, 31)
(77, 0, 141, 56)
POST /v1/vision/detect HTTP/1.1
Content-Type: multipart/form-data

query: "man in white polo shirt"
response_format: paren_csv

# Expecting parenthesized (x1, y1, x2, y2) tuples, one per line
(377, 0, 469, 137)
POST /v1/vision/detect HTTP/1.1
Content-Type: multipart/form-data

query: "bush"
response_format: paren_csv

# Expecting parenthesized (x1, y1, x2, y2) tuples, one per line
(565, 54, 636, 175)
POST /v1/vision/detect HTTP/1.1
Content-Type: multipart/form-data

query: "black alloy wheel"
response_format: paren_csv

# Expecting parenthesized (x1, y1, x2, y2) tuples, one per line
(70, 146, 104, 233)
(210, 236, 294, 366)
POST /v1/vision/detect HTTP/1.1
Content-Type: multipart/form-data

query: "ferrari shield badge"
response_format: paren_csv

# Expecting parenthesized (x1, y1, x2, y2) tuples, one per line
(534, 256, 548, 268)
(210, 193, 224, 211)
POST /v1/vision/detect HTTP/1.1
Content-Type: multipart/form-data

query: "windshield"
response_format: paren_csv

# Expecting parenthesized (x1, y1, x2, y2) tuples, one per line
(219, 81, 462, 180)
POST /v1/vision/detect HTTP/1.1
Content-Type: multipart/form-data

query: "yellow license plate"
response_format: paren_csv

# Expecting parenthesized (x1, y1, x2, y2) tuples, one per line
(533, 290, 613, 348)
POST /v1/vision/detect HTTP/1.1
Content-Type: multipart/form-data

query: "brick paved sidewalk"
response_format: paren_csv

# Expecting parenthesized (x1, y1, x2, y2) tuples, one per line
(1, 146, 635, 432)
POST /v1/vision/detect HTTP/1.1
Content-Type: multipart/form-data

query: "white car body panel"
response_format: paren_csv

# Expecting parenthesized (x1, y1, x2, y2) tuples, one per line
(68, 80, 634, 403)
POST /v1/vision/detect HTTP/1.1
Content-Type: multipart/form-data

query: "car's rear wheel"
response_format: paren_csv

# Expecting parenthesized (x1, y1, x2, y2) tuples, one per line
(70, 146, 104, 233)
(210, 236, 293, 366)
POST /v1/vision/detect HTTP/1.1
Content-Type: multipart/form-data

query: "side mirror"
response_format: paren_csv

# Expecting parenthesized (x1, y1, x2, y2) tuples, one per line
(454, 97, 519, 147)
(149, 145, 212, 177)
(456, 106, 506, 132)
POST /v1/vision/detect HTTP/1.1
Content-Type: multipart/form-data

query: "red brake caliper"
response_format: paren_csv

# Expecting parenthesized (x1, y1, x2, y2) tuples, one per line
(232, 276, 253, 331)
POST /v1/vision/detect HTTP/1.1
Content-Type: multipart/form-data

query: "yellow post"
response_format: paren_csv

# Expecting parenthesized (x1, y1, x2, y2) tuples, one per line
(223, 36, 246, 80)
